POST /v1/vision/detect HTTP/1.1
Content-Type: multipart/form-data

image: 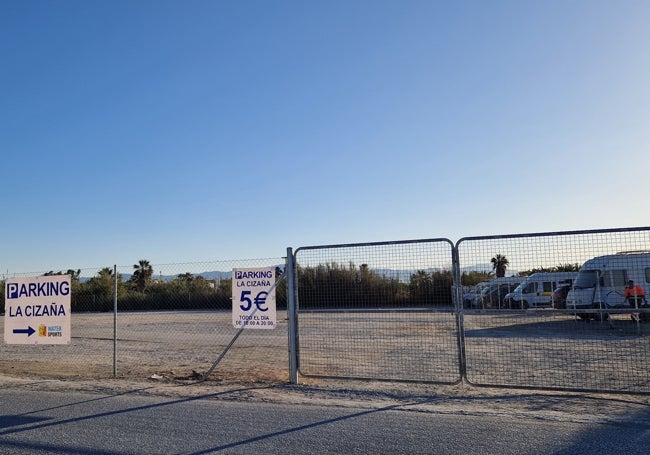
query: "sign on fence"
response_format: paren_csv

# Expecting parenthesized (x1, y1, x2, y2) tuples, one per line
(232, 267, 276, 329)
(4, 275, 71, 345)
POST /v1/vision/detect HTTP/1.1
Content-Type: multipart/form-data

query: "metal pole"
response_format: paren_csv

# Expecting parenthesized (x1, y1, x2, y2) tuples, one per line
(286, 248, 298, 384)
(113, 264, 117, 378)
(451, 245, 467, 381)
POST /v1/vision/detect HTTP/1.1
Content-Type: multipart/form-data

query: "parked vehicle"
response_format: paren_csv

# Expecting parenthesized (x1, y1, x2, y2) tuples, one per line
(565, 251, 650, 319)
(551, 281, 573, 309)
(471, 277, 523, 309)
(504, 272, 578, 309)
(479, 281, 523, 309)
(463, 282, 490, 308)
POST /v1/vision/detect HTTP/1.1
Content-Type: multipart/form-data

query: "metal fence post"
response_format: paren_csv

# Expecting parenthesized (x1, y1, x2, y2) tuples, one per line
(286, 248, 298, 384)
(113, 264, 117, 378)
(451, 245, 467, 381)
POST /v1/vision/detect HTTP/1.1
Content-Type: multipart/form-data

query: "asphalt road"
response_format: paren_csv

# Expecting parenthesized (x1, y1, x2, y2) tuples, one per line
(1, 387, 650, 454)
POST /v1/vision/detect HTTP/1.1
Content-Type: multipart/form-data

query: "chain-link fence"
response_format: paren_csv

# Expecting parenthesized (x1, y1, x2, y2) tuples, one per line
(0, 258, 287, 382)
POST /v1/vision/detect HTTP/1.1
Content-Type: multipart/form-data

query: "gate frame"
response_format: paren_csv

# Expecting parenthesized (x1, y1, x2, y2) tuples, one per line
(290, 226, 650, 395)
(455, 225, 650, 395)
(292, 238, 461, 385)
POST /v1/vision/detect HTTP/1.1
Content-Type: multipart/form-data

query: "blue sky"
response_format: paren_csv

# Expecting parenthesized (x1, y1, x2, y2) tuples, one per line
(2, 0, 649, 273)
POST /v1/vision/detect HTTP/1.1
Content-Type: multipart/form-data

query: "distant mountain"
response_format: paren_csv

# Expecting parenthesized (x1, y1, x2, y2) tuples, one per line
(84, 268, 289, 284)
(373, 268, 451, 283)
(461, 263, 493, 273)
(89, 265, 519, 285)
(153, 270, 232, 283)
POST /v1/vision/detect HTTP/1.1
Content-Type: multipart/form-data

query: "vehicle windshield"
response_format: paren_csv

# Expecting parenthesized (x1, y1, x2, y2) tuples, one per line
(573, 270, 598, 289)
(471, 283, 486, 293)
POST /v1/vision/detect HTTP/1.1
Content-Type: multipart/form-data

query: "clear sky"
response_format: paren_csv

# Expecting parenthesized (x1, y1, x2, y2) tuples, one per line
(2, 0, 649, 273)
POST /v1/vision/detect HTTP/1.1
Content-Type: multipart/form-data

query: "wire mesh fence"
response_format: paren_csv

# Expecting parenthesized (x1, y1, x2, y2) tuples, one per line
(0, 258, 288, 383)
(462, 309, 650, 392)
(294, 240, 462, 384)
(297, 309, 460, 383)
(458, 228, 650, 393)
(2, 227, 650, 394)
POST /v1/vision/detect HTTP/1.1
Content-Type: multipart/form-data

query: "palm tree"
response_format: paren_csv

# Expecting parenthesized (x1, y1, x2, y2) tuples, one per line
(177, 272, 194, 284)
(409, 270, 434, 304)
(131, 259, 153, 292)
(98, 267, 114, 279)
(66, 269, 81, 282)
(43, 269, 81, 281)
(491, 254, 509, 278)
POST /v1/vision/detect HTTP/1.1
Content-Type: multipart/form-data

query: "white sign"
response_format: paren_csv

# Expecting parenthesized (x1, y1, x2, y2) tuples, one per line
(4, 275, 71, 345)
(232, 267, 276, 329)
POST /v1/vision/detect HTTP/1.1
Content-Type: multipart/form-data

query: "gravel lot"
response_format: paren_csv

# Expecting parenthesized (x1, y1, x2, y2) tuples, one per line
(0, 311, 289, 382)
(2, 309, 650, 395)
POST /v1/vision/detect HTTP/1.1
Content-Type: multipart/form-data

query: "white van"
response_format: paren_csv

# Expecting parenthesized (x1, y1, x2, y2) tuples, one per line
(565, 251, 650, 315)
(504, 272, 578, 309)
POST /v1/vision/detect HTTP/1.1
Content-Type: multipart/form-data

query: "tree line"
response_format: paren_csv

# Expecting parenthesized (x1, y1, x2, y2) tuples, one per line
(475, 254, 580, 284)
(0, 261, 234, 313)
(296, 262, 453, 308)
(0, 255, 583, 313)
(0, 259, 457, 312)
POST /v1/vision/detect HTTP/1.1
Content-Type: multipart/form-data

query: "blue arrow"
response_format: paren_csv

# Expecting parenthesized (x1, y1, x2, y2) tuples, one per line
(13, 326, 36, 337)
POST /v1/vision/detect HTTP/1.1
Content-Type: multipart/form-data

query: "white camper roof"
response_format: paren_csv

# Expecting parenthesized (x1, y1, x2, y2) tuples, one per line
(581, 251, 650, 270)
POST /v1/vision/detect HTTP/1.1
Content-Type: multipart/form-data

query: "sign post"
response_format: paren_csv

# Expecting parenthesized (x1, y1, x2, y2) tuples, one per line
(4, 275, 72, 345)
(232, 267, 276, 329)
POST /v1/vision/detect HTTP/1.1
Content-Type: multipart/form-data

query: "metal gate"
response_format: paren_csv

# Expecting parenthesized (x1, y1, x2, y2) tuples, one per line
(294, 239, 461, 384)
(294, 227, 650, 394)
(457, 227, 650, 394)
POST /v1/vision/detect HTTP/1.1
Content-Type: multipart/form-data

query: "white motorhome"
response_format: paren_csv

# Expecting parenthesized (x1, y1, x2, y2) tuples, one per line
(565, 251, 650, 316)
(504, 272, 578, 309)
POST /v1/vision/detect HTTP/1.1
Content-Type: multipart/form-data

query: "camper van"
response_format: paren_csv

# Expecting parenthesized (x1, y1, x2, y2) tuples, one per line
(504, 272, 578, 309)
(565, 251, 650, 318)
(463, 281, 490, 308)
(472, 277, 524, 309)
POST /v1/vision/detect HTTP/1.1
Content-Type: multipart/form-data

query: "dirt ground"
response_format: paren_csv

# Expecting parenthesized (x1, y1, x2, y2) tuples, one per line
(0, 311, 290, 382)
